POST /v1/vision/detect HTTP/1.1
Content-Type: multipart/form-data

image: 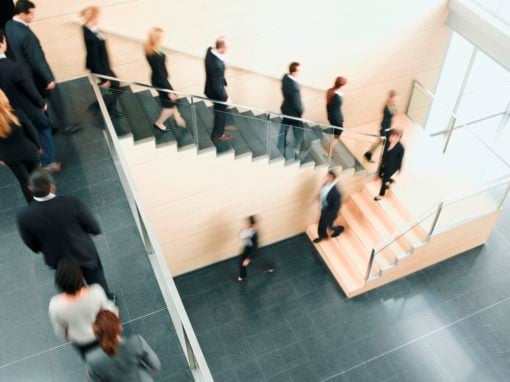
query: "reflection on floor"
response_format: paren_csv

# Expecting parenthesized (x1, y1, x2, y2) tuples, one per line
(0, 78, 192, 381)
(176, 199, 510, 381)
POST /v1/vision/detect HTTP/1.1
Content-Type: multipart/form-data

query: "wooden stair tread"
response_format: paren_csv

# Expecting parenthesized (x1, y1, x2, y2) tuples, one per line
(306, 225, 364, 295)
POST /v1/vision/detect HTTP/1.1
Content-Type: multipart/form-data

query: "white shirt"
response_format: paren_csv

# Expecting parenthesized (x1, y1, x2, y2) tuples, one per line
(0, 53, 6, 60)
(211, 49, 224, 62)
(240, 228, 256, 247)
(335, 90, 344, 97)
(33, 193, 56, 202)
(287, 73, 299, 83)
(86, 25, 105, 40)
(320, 181, 336, 209)
(12, 16, 28, 26)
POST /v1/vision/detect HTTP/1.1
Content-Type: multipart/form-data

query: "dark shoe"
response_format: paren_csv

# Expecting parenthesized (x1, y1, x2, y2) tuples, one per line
(332, 226, 345, 238)
(109, 293, 118, 305)
(364, 152, 375, 163)
(62, 123, 81, 134)
(213, 134, 232, 141)
(313, 238, 323, 243)
(153, 123, 169, 132)
(224, 126, 238, 131)
(374, 196, 382, 201)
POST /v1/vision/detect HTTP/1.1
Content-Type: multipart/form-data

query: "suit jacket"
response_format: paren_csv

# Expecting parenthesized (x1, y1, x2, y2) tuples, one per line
(380, 105, 394, 136)
(86, 335, 161, 382)
(380, 141, 404, 178)
(17, 196, 101, 269)
(0, 1, 14, 30)
(322, 184, 342, 217)
(0, 109, 40, 162)
(280, 74, 303, 117)
(0, 57, 46, 117)
(327, 93, 343, 126)
(5, 19, 54, 95)
(204, 47, 227, 101)
(83, 26, 112, 76)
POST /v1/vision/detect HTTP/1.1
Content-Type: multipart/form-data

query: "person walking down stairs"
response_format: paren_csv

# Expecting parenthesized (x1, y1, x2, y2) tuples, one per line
(144, 27, 186, 132)
(204, 36, 236, 142)
(313, 170, 344, 243)
(326, 76, 347, 156)
(374, 128, 405, 201)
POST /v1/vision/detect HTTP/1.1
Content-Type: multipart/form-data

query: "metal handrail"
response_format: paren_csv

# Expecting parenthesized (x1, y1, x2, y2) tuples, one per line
(91, 73, 382, 139)
(88, 75, 213, 381)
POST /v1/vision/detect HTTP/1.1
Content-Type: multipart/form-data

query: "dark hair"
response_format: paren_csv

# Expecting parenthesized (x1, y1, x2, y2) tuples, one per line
(0, 30, 5, 44)
(14, 0, 35, 15)
(289, 62, 300, 74)
(248, 215, 256, 225)
(93, 310, 122, 356)
(55, 259, 85, 295)
(28, 168, 53, 197)
(327, 170, 337, 179)
(215, 36, 227, 49)
(326, 76, 347, 104)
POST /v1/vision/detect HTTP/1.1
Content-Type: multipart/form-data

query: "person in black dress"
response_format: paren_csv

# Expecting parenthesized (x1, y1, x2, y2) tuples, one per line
(0, 90, 41, 202)
(374, 128, 405, 200)
(326, 76, 347, 156)
(364, 90, 398, 163)
(144, 27, 186, 132)
(80, 6, 121, 118)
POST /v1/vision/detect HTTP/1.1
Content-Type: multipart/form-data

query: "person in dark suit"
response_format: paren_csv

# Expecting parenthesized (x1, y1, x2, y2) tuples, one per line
(5, 0, 79, 134)
(0, 29, 58, 171)
(204, 36, 235, 141)
(17, 169, 116, 301)
(364, 90, 398, 163)
(313, 170, 344, 243)
(279, 62, 304, 159)
(237, 216, 274, 282)
(374, 128, 405, 200)
(144, 27, 186, 131)
(0, 90, 40, 202)
(80, 6, 121, 119)
(0, 0, 14, 30)
(326, 76, 347, 156)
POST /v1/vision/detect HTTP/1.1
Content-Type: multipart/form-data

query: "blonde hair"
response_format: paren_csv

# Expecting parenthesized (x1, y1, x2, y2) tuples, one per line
(144, 27, 164, 56)
(0, 90, 19, 139)
(79, 6, 100, 24)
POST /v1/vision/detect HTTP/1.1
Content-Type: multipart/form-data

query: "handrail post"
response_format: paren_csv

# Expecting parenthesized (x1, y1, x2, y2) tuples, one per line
(428, 202, 444, 239)
(266, 112, 272, 159)
(365, 249, 376, 282)
(442, 115, 457, 154)
(376, 136, 386, 174)
(405, 79, 416, 116)
(498, 181, 510, 210)
(190, 97, 199, 152)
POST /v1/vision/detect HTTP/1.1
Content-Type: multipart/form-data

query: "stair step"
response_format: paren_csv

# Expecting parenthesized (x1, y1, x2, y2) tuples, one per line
(307, 224, 365, 295)
(351, 192, 412, 258)
(228, 109, 267, 159)
(135, 90, 178, 148)
(117, 86, 154, 143)
(190, 101, 217, 153)
(174, 98, 198, 150)
(365, 181, 429, 244)
(341, 201, 397, 271)
(243, 111, 284, 162)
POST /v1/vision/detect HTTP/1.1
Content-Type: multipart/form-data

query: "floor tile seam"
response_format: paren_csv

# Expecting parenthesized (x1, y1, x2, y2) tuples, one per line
(319, 294, 510, 382)
(0, 308, 168, 370)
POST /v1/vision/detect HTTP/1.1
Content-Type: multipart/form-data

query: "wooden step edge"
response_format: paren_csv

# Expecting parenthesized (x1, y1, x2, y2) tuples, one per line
(306, 225, 364, 294)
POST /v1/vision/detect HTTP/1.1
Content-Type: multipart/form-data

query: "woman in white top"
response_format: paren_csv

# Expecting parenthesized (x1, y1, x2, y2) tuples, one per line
(49, 259, 118, 358)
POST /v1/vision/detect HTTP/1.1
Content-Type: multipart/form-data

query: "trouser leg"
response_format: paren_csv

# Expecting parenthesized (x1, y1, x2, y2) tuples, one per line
(212, 102, 227, 138)
(81, 258, 111, 297)
(318, 211, 329, 239)
(292, 122, 305, 155)
(47, 85, 72, 128)
(30, 111, 55, 165)
(5, 160, 35, 203)
(379, 176, 390, 196)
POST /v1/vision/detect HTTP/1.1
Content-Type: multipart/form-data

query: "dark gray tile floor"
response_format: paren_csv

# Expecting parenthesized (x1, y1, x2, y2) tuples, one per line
(0, 78, 192, 381)
(176, 200, 510, 381)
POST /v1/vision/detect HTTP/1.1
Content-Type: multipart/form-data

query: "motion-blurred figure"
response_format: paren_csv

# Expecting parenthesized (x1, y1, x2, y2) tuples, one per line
(313, 170, 344, 243)
(326, 76, 347, 156)
(374, 128, 405, 201)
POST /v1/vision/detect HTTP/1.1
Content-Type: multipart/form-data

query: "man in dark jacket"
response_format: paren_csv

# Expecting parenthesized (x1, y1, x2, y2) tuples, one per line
(5, 0, 79, 134)
(279, 62, 305, 159)
(204, 36, 235, 141)
(17, 169, 115, 300)
(313, 170, 344, 243)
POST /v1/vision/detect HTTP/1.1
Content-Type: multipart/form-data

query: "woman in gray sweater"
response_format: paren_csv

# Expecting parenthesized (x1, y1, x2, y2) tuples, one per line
(86, 310, 161, 381)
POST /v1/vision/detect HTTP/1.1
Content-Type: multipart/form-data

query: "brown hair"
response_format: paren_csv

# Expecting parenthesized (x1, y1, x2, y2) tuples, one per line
(0, 90, 20, 138)
(215, 36, 227, 49)
(79, 6, 100, 24)
(389, 128, 403, 138)
(144, 27, 164, 56)
(93, 310, 122, 356)
(326, 76, 347, 104)
(289, 62, 300, 74)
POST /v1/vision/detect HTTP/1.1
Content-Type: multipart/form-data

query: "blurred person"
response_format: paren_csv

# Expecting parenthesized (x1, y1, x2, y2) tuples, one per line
(86, 309, 161, 381)
(0, 89, 41, 202)
(364, 90, 398, 163)
(204, 36, 236, 141)
(5, 0, 80, 134)
(326, 76, 347, 156)
(0, 29, 59, 171)
(144, 27, 186, 132)
(279, 62, 304, 160)
(237, 215, 274, 282)
(49, 259, 118, 358)
(80, 5, 122, 118)
(374, 128, 405, 201)
(17, 168, 116, 301)
(0, 0, 14, 30)
(313, 170, 344, 243)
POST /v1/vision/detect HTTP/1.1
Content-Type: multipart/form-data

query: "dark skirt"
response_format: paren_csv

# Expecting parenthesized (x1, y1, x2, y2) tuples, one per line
(157, 90, 176, 109)
(328, 118, 343, 137)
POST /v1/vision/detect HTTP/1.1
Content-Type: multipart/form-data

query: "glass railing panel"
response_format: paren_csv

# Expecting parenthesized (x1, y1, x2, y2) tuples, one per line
(406, 80, 434, 128)
(332, 129, 384, 174)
